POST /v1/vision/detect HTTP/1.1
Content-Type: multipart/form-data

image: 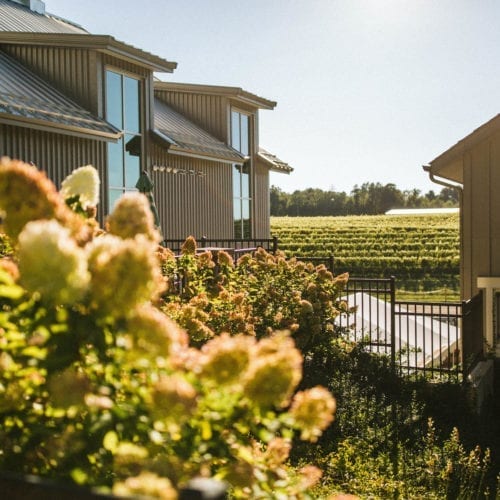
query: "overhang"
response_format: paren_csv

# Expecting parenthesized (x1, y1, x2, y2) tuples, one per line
(155, 81, 276, 110)
(0, 49, 121, 140)
(257, 148, 293, 174)
(154, 97, 245, 164)
(427, 114, 500, 184)
(0, 32, 177, 72)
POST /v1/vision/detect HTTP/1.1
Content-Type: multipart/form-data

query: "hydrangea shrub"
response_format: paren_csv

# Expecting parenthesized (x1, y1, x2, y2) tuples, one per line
(0, 158, 338, 498)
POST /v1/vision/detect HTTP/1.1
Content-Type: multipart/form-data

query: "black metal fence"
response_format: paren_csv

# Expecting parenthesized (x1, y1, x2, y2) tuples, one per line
(337, 277, 464, 382)
(163, 236, 278, 255)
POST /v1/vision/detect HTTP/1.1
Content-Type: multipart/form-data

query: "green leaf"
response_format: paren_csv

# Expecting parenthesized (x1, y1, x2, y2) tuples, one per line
(0, 284, 24, 300)
(103, 430, 119, 452)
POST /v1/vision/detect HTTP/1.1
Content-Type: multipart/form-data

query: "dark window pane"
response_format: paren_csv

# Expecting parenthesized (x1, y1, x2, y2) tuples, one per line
(241, 170, 250, 199)
(231, 110, 240, 151)
(242, 198, 250, 220)
(108, 137, 124, 187)
(124, 134, 140, 189)
(240, 114, 249, 156)
(106, 71, 122, 128)
(242, 218, 251, 239)
(233, 198, 241, 221)
(232, 164, 241, 198)
(124, 77, 140, 133)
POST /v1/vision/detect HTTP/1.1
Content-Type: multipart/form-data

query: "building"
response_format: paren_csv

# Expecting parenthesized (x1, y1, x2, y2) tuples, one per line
(425, 113, 500, 361)
(0, 0, 292, 240)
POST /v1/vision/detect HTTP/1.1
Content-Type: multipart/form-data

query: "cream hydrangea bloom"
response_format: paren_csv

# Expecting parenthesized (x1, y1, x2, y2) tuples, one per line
(87, 234, 164, 317)
(290, 386, 336, 442)
(107, 192, 160, 243)
(60, 165, 100, 209)
(244, 334, 303, 408)
(200, 333, 255, 385)
(18, 219, 90, 304)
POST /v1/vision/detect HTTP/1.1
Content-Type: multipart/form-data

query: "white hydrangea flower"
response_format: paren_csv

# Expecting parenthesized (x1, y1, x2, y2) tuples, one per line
(18, 220, 90, 304)
(60, 165, 100, 209)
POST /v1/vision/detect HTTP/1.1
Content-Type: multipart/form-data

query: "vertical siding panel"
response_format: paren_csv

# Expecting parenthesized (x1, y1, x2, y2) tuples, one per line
(0, 124, 106, 221)
(253, 161, 270, 238)
(490, 133, 500, 276)
(150, 144, 233, 239)
(462, 152, 472, 299)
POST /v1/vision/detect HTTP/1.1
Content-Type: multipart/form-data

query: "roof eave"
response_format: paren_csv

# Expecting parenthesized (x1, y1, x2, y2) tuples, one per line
(0, 114, 121, 142)
(429, 113, 500, 175)
(257, 152, 293, 174)
(168, 147, 245, 165)
(0, 32, 177, 72)
(154, 81, 276, 109)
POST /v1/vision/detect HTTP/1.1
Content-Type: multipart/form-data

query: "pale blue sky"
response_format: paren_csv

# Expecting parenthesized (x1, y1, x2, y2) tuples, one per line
(48, 0, 500, 193)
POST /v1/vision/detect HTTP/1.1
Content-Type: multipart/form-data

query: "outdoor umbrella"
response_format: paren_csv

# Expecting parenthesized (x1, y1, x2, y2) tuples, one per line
(135, 170, 161, 232)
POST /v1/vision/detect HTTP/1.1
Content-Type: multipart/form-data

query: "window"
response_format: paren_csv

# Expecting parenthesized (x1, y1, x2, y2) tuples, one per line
(231, 110, 251, 238)
(105, 70, 141, 210)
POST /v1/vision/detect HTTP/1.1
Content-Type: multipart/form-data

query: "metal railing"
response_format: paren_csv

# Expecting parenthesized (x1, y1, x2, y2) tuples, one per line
(337, 277, 464, 381)
(163, 236, 278, 255)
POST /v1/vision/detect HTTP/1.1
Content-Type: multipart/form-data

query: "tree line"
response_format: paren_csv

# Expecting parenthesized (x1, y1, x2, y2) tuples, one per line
(270, 182, 459, 216)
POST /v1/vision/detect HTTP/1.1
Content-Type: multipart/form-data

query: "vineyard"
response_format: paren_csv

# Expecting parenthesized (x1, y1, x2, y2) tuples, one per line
(271, 213, 460, 300)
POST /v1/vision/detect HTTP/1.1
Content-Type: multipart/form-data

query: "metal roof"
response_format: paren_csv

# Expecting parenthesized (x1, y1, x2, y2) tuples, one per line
(0, 50, 121, 140)
(155, 81, 276, 110)
(0, 0, 87, 33)
(154, 97, 245, 164)
(0, 32, 177, 72)
(257, 148, 293, 173)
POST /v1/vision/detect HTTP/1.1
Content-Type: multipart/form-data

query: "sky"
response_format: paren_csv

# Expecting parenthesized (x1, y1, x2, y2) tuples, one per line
(47, 0, 500, 194)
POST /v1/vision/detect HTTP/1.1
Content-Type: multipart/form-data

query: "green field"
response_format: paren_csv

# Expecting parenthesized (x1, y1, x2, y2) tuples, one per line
(271, 213, 460, 301)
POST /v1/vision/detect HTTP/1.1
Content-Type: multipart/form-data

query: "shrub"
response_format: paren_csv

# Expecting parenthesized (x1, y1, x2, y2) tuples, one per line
(0, 159, 336, 498)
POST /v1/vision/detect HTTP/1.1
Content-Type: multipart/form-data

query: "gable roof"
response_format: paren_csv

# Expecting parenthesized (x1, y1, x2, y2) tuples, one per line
(0, 32, 177, 73)
(155, 81, 276, 110)
(258, 148, 293, 173)
(0, 1, 177, 73)
(0, 0, 87, 33)
(427, 113, 500, 184)
(0, 49, 120, 140)
(154, 98, 245, 164)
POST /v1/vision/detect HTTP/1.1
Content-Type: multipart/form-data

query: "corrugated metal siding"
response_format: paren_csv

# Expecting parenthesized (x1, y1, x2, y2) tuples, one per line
(253, 160, 270, 238)
(154, 90, 228, 143)
(0, 123, 107, 219)
(102, 53, 150, 78)
(1, 44, 98, 112)
(151, 143, 233, 239)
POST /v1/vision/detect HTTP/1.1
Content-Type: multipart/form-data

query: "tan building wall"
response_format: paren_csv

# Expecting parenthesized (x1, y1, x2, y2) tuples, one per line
(1, 45, 100, 113)
(254, 159, 270, 237)
(0, 123, 108, 220)
(151, 144, 233, 239)
(458, 130, 500, 299)
(154, 89, 228, 143)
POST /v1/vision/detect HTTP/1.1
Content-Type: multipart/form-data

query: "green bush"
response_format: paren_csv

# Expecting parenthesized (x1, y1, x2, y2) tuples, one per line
(0, 159, 337, 498)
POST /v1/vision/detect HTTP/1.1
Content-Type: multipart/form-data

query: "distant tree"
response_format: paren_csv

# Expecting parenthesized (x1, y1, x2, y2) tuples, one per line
(270, 183, 458, 216)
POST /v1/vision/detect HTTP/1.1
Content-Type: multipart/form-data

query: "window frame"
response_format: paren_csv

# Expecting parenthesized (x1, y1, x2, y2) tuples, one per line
(104, 66, 144, 212)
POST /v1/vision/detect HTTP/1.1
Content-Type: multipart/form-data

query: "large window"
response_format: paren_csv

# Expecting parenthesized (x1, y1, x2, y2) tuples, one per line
(231, 110, 251, 238)
(105, 70, 141, 210)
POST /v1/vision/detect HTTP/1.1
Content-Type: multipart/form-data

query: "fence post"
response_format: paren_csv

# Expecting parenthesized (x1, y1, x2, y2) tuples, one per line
(328, 255, 335, 275)
(389, 276, 398, 478)
(200, 236, 207, 248)
(272, 236, 278, 254)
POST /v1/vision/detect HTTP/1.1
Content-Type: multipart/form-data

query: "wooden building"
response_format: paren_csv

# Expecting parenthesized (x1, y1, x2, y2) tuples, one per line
(0, 0, 292, 239)
(425, 114, 500, 359)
